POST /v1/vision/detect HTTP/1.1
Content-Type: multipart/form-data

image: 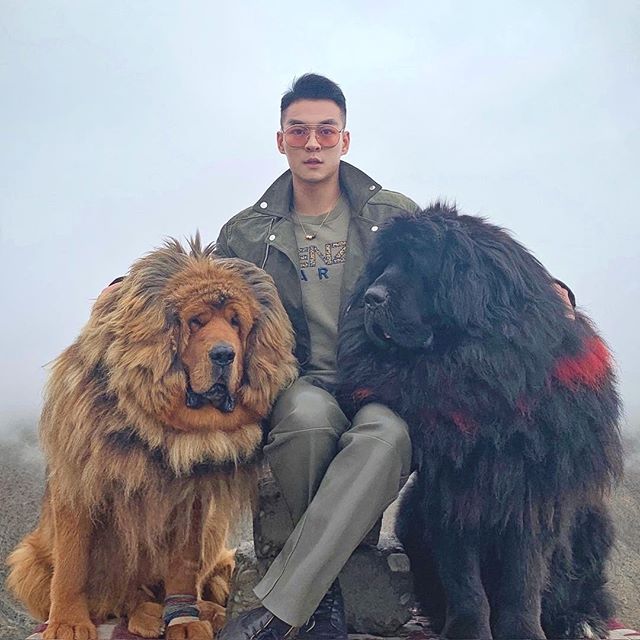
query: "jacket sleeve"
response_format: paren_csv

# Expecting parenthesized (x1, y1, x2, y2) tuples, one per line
(214, 221, 237, 258)
(408, 197, 421, 214)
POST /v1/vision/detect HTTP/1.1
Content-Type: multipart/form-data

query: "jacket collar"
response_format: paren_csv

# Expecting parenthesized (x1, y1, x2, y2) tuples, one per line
(251, 161, 381, 219)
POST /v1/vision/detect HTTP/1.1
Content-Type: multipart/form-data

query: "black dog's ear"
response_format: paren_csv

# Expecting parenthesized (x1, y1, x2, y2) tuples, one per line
(434, 218, 532, 332)
(435, 234, 492, 332)
(435, 216, 565, 334)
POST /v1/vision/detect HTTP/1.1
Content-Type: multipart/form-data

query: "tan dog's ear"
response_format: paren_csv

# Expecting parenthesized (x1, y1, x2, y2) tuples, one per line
(217, 259, 298, 417)
(98, 244, 191, 403)
(75, 278, 130, 372)
(166, 309, 184, 362)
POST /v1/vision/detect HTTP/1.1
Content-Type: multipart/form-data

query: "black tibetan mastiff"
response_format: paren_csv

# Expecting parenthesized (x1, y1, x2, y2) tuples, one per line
(337, 204, 622, 640)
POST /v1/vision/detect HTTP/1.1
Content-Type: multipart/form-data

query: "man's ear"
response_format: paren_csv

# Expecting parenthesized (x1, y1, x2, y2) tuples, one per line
(340, 130, 350, 156)
(276, 130, 286, 154)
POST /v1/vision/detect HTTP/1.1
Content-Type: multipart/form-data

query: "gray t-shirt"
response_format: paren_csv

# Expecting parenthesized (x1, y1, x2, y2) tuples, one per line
(292, 195, 350, 384)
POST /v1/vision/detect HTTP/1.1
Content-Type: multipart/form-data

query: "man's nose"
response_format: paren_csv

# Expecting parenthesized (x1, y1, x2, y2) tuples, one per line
(305, 130, 321, 150)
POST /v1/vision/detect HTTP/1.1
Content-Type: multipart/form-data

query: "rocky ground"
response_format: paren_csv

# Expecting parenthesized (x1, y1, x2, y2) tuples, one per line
(0, 432, 45, 640)
(1, 429, 638, 639)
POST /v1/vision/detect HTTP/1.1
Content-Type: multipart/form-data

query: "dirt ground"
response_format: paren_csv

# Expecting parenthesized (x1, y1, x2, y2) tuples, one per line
(1, 429, 638, 639)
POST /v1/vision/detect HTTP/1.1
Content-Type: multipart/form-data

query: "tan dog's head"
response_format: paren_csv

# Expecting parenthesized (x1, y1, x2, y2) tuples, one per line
(85, 237, 297, 433)
(169, 264, 260, 417)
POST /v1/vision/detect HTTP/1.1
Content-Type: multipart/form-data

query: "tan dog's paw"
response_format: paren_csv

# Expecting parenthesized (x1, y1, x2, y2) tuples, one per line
(198, 600, 227, 633)
(128, 601, 164, 638)
(43, 619, 97, 640)
(166, 619, 213, 640)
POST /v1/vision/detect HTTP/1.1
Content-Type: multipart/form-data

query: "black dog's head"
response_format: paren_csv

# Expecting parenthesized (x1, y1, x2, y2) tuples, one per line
(357, 203, 569, 354)
(362, 214, 444, 351)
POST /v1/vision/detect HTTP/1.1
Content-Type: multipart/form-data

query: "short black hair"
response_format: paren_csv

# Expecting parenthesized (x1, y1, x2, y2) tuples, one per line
(280, 74, 347, 125)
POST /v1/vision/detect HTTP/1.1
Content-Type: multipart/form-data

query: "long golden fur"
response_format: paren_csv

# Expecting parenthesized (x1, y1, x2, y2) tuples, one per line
(7, 238, 297, 640)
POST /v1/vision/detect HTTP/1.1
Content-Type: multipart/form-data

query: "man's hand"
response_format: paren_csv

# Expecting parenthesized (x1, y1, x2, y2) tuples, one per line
(95, 277, 124, 306)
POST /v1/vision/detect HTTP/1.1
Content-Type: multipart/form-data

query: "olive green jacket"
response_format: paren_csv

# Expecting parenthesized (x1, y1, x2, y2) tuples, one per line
(214, 161, 419, 367)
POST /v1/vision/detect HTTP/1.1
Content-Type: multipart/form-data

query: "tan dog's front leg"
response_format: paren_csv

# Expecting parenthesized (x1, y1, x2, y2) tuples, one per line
(43, 496, 96, 640)
(198, 545, 236, 634)
(128, 601, 164, 638)
(164, 503, 213, 640)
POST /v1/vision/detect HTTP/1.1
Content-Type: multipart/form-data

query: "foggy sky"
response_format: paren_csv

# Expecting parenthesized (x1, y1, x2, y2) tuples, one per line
(1, 1, 638, 431)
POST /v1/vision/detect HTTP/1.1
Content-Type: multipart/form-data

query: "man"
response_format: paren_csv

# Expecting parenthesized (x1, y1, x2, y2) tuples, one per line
(214, 74, 420, 640)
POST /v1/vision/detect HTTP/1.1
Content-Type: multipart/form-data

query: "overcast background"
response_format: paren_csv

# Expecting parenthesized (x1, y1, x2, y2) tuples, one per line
(1, 1, 638, 437)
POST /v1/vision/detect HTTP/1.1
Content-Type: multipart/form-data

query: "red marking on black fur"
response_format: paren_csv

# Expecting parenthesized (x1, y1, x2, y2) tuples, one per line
(353, 387, 374, 402)
(450, 411, 478, 435)
(516, 396, 531, 417)
(553, 336, 611, 390)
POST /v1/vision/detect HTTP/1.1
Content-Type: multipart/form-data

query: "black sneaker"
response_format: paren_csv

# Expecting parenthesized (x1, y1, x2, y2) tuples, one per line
(218, 605, 297, 640)
(298, 581, 348, 640)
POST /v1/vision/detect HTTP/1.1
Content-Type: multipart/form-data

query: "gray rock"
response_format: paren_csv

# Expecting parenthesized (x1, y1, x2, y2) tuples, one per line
(250, 469, 407, 634)
(252, 471, 294, 561)
(387, 553, 411, 573)
(226, 543, 262, 618)
(227, 538, 413, 635)
(340, 537, 413, 634)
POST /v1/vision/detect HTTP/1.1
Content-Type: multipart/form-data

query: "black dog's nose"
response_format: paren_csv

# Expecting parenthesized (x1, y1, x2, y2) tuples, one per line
(210, 343, 235, 366)
(364, 285, 388, 307)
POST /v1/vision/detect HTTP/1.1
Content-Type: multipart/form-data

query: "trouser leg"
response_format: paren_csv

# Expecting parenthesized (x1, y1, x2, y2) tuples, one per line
(263, 377, 350, 526)
(254, 401, 412, 627)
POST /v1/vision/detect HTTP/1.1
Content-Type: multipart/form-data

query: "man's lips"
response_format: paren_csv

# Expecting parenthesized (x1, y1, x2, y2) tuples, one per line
(304, 158, 322, 165)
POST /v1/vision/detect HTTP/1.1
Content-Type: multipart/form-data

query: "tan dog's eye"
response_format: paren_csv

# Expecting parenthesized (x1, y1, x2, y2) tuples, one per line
(230, 315, 240, 330)
(189, 317, 204, 331)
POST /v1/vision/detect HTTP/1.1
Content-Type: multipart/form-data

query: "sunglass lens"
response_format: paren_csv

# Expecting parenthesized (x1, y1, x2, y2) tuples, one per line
(316, 127, 340, 147)
(285, 127, 309, 147)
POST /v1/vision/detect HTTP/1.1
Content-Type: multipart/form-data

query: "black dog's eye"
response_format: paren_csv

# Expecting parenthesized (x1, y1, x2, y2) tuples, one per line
(189, 317, 204, 331)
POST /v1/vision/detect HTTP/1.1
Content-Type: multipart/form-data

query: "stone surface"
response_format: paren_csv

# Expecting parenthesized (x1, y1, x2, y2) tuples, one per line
(340, 537, 413, 634)
(609, 454, 640, 628)
(251, 470, 408, 634)
(226, 543, 262, 618)
(227, 538, 413, 635)
(0, 434, 45, 640)
(252, 471, 293, 563)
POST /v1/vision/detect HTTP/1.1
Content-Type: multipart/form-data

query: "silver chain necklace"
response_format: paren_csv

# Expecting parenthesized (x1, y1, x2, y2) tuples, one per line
(295, 195, 341, 241)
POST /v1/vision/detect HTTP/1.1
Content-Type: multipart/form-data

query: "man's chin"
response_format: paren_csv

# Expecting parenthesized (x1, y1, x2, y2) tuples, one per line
(298, 171, 327, 183)
(293, 164, 337, 185)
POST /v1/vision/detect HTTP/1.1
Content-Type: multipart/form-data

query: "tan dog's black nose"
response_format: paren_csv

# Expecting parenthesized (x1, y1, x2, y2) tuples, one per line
(210, 343, 235, 366)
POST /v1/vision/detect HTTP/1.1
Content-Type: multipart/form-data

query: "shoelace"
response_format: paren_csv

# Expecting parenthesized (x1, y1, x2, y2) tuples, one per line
(313, 587, 338, 619)
(301, 583, 340, 632)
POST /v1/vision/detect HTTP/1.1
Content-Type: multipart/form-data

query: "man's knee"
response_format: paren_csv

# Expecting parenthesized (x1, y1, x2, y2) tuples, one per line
(269, 379, 349, 438)
(349, 403, 412, 472)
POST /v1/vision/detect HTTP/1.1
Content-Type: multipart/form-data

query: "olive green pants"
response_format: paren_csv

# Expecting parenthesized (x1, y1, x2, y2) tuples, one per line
(253, 378, 412, 626)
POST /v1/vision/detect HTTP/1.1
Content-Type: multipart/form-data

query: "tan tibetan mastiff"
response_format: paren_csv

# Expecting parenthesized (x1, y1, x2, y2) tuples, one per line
(7, 238, 297, 640)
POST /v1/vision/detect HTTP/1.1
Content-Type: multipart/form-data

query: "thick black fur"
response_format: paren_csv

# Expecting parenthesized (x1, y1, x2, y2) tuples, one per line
(337, 204, 623, 639)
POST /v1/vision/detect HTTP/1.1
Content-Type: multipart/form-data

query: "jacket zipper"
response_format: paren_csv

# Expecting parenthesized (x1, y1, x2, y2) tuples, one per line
(260, 219, 274, 269)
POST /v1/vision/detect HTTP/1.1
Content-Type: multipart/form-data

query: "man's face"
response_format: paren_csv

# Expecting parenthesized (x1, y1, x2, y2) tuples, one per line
(277, 99, 350, 185)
